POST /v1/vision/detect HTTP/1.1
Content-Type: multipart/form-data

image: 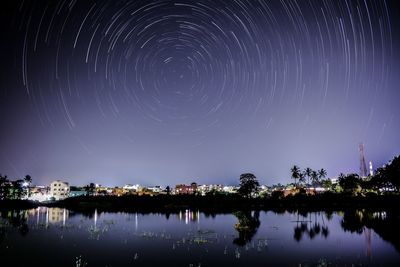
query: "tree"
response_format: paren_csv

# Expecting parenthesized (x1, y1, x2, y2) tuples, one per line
(339, 174, 361, 195)
(290, 165, 301, 187)
(190, 182, 198, 195)
(304, 167, 313, 189)
(238, 173, 259, 198)
(0, 175, 31, 200)
(321, 179, 332, 191)
(0, 174, 10, 200)
(24, 175, 32, 184)
(318, 169, 327, 180)
(374, 155, 400, 192)
(23, 175, 32, 198)
(311, 170, 319, 187)
(10, 180, 24, 199)
(165, 186, 171, 195)
(85, 183, 96, 196)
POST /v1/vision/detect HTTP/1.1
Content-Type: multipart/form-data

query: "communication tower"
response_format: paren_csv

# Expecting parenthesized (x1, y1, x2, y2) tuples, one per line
(359, 143, 368, 178)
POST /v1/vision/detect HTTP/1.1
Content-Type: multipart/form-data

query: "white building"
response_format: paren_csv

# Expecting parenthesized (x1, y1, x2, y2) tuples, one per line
(222, 186, 238, 194)
(369, 161, 374, 176)
(50, 180, 70, 201)
(148, 186, 162, 193)
(123, 184, 143, 192)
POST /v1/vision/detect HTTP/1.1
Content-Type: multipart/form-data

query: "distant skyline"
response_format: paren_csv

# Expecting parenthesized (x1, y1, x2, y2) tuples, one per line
(1, 0, 399, 186)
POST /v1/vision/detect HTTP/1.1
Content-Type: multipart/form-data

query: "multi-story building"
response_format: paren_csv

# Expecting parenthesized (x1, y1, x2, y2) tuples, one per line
(175, 184, 193, 194)
(50, 180, 70, 201)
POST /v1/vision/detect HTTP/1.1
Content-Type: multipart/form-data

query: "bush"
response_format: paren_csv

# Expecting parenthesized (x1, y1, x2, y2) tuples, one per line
(271, 190, 285, 199)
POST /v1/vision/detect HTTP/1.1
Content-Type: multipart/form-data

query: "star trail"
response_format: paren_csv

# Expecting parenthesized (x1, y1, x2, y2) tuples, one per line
(0, 0, 399, 186)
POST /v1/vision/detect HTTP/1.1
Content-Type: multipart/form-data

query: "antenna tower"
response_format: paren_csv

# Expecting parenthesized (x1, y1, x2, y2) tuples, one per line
(359, 143, 368, 177)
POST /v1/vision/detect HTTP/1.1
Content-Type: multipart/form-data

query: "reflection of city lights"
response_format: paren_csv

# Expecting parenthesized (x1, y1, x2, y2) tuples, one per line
(36, 207, 40, 226)
(45, 207, 49, 228)
(178, 209, 200, 224)
(94, 209, 98, 230)
(63, 209, 66, 227)
(373, 211, 387, 219)
(135, 213, 138, 231)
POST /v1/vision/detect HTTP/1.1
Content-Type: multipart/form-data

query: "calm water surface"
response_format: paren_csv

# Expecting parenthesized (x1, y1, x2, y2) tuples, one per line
(0, 208, 399, 266)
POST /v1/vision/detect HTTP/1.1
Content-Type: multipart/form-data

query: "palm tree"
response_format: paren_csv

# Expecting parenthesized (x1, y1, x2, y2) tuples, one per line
(299, 172, 306, 186)
(318, 169, 327, 180)
(311, 170, 319, 187)
(304, 167, 313, 190)
(291, 165, 301, 188)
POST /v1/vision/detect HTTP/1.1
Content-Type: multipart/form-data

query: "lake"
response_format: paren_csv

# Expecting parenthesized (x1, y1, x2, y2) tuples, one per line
(0, 207, 399, 266)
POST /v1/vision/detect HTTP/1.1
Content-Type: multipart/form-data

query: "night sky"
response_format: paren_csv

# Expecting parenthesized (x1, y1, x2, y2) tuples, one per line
(1, 0, 399, 187)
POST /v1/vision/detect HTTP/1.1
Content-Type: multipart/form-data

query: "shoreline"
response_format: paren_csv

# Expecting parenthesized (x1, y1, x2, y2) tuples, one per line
(1, 194, 399, 213)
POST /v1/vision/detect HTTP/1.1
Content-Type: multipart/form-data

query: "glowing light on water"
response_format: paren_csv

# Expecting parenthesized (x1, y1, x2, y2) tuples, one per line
(45, 207, 49, 228)
(94, 209, 98, 230)
(135, 213, 138, 231)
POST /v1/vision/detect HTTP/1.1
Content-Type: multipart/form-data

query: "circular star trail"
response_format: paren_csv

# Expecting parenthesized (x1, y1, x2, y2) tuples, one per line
(0, 0, 399, 185)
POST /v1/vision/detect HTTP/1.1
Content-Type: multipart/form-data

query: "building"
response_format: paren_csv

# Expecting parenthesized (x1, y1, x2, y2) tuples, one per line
(50, 180, 70, 201)
(175, 183, 197, 195)
(369, 161, 374, 176)
(69, 187, 87, 197)
(123, 184, 143, 192)
(147, 186, 162, 193)
(28, 186, 51, 202)
(111, 187, 127, 196)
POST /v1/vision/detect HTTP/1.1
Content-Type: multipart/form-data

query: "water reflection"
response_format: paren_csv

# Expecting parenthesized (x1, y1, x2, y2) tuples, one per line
(292, 212, 329, 242)
(233, 210, 261, 246)
(0, 208, 399, 266)
(0, 210, 29, 241)
(178, 209, 200, 224)
(340, 210, 400, 253)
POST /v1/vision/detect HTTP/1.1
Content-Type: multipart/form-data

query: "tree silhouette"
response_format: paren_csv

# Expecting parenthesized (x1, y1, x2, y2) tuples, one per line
(311, 170, 319, 187)
(339, 174, 361, 195)
(238, 173, 259, 198)
(24, 175, 32, 198)
(11, 180, 24, 199)
(318, 168, 327, 180)
(290, 165, 301, 188)
(304, 167, 313, 190)
(85, 183, 96, 196)
(24, 175, 32, 184)
(321, 179, 332, 191)
(0, 174, 10, 200)
(374, 155, 400, 192)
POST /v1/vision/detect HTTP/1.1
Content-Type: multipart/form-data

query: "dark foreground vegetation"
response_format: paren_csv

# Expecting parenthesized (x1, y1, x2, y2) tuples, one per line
(57, 193, 400, 212)
(1, 193, 399, 214)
